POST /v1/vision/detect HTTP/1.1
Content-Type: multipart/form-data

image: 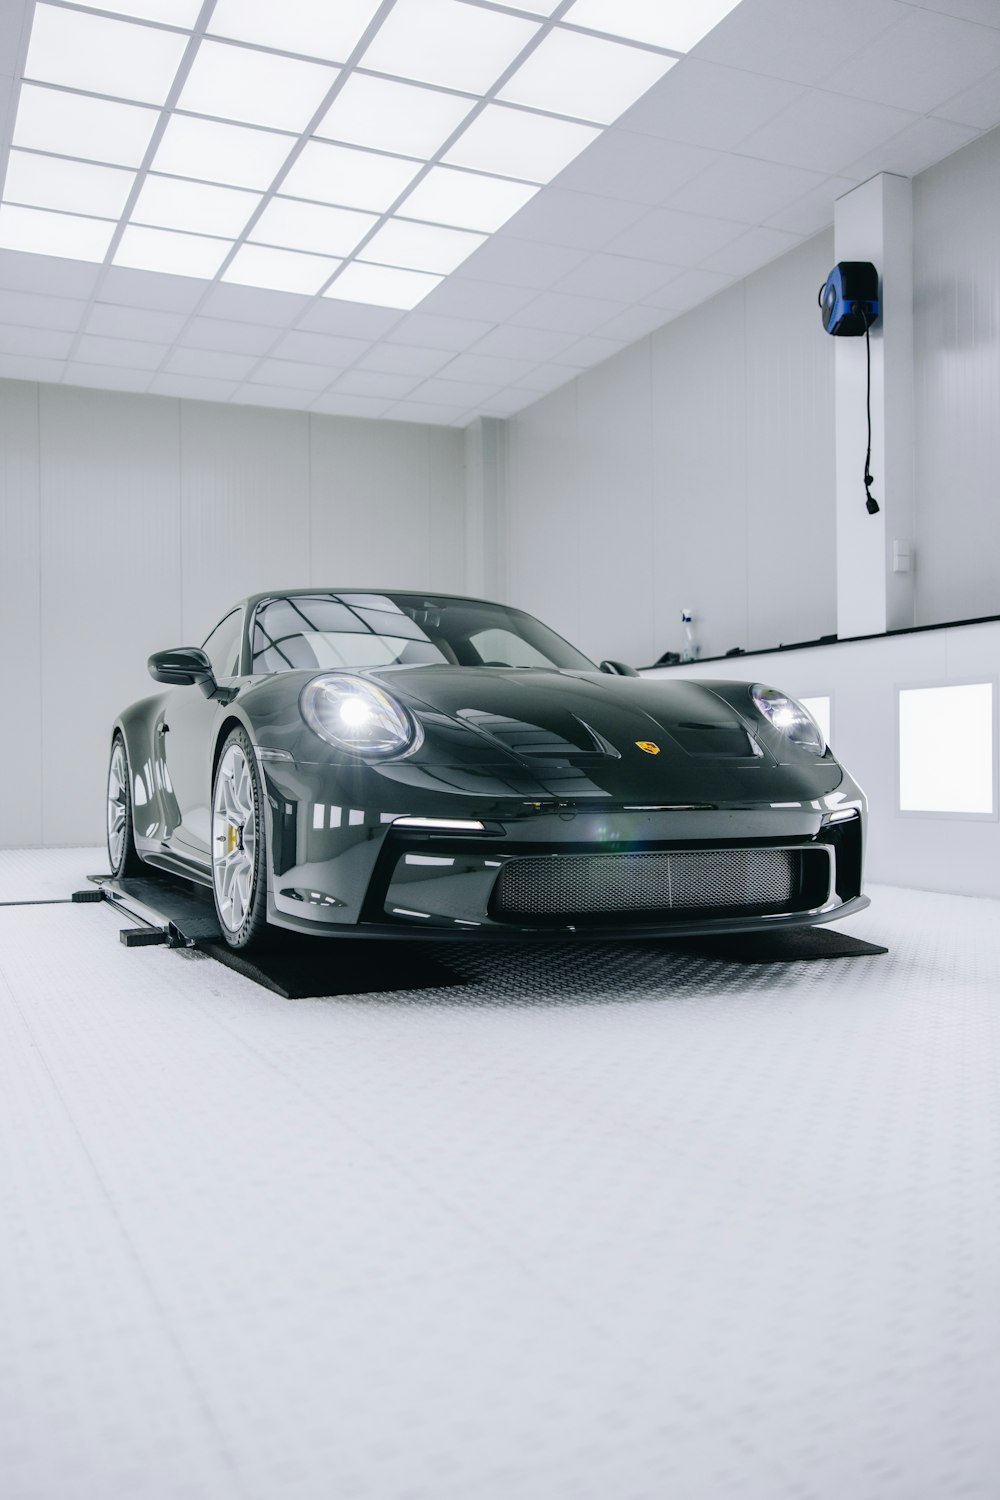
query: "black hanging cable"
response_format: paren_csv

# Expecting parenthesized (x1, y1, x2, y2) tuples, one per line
(862, 309, 880, 514)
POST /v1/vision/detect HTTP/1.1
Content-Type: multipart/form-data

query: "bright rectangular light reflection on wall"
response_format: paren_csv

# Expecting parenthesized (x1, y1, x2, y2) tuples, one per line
(3, 150, 135, 219)
(24, 3, 189, 106)
(499, 28, 677, 124)
(565, 0, 744, 52)
(0, 203, 115, 261)
(898, 683, 995, 816)
(799, 696, 832, 749)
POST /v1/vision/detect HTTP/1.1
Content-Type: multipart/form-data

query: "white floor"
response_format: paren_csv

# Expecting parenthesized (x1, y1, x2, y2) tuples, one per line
(1, 849, 998, 1500)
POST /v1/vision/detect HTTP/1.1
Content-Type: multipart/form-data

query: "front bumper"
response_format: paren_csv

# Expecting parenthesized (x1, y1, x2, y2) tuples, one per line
(258, 758, 868, 939)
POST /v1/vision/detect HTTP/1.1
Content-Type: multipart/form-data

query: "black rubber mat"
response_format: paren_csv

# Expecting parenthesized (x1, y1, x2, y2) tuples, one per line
(203, 935, 465, 999)
(671, 927, 887, 963)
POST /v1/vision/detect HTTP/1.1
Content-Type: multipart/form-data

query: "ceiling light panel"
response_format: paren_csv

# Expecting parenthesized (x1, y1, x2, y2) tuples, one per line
(85, 0, 203, 22)
(251, 197, 378, 257)
(363, 219, 486, 274)
(209, 0, 385, 63)
(281, 141, 422, 213)
(498, 29, 677, 124)
(2, 150, 135, 219)
(565, 0, 744, 53)
(359, 0, 539, 94)
(0, 203, 115, 262)
(152, 115, 295, 189)
(176, 40, 338, 132)
(223, 244, 342, 295)
(443, 105, 601, 183)
(326, 262, 443, 310)
(400, 165, 538, 232)
(315, 74, 475, 159)
(23, 3, 189, 106)
(132, 175, 262, 237)
(12, 84, 159, 167)
(115, 224, 233, 278)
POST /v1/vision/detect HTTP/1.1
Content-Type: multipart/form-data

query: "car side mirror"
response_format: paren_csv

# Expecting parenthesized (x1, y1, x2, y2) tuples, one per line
(148, 646, 215, 689)
(599, 659, 639, 677)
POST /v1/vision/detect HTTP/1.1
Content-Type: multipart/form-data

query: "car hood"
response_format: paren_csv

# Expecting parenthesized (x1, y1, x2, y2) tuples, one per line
(365, 666, 842, 802)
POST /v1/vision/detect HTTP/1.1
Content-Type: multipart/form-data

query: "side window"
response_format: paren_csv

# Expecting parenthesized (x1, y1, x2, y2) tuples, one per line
(201, 610, 243, 678)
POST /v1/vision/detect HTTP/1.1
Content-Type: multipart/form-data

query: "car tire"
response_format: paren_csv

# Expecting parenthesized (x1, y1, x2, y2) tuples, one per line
(107, 733, 143, 878)
(212, 727, 268, 950)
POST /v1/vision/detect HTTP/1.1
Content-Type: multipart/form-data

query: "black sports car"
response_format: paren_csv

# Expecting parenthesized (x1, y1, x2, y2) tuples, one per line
(108, 590, 868, 950)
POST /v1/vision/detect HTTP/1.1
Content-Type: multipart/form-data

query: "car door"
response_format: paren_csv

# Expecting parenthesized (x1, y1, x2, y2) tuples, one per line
(160, 608, 245, 862)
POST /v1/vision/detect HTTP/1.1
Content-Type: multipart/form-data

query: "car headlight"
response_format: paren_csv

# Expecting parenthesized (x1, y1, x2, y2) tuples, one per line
(750, 683, 826, 755)
(301, 674, 420, 756)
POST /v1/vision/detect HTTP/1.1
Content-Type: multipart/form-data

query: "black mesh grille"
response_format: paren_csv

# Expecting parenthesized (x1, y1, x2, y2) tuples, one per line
(492, 847, 802, 921)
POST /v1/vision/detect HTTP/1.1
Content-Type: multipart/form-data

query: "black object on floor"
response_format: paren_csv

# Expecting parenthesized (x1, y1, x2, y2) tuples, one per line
(672, 926, 887, 963)
(202, 934, 465, 999)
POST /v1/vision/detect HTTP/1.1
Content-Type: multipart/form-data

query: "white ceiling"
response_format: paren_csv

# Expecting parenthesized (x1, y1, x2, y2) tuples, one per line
(1, 0, 999, 426)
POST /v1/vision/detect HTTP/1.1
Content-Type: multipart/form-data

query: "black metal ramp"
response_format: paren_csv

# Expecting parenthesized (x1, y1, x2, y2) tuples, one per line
(670, 927, 887, 963)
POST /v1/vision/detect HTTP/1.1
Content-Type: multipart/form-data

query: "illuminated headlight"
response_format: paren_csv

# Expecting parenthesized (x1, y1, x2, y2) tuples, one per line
(750, 683, 826, 755)
(301, 674, 420, 756)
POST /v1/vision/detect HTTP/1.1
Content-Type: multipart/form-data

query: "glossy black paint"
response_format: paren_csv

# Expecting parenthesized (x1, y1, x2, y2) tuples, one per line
(112, 589, 869, 938)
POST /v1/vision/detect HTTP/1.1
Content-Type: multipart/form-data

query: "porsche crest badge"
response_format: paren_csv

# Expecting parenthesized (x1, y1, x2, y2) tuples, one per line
(635, 741, 660, 755)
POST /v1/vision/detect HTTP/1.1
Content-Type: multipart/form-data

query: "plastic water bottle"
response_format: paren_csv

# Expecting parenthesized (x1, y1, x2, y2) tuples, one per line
(680, 608, 699, 663)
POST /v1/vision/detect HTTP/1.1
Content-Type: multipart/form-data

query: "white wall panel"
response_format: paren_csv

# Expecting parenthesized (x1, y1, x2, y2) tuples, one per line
(0, 380, 42, 845)
(913, 127, 1000, 626)
(505, 383, 582, 649)
(38, 386, 182, 846)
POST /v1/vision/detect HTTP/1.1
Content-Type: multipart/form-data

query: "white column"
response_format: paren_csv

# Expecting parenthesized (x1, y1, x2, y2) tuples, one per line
(463, 416, 508, 600)
(834, 172, 915, 638)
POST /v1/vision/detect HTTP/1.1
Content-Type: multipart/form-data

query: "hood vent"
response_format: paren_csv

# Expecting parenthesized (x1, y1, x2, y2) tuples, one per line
(457, 709, 620, 764)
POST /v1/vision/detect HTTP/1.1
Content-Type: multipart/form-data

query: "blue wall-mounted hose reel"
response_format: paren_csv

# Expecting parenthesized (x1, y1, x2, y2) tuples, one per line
(818, 261, 880, 336)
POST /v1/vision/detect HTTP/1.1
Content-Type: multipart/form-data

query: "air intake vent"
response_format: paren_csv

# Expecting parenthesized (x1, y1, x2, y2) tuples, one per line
(491, 847, 824, 923)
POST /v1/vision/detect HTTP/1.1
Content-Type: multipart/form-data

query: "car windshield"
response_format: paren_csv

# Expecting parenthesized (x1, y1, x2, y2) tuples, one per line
(250, 593, 596, 674)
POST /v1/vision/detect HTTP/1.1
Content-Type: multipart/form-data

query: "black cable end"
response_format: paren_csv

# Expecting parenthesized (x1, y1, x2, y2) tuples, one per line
(866, 495, 880, 515)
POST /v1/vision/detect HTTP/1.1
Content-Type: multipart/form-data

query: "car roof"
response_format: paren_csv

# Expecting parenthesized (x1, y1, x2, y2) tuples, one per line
(238, 588, 512, 612)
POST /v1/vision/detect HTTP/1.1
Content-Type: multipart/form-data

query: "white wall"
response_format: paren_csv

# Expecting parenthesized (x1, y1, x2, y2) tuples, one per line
(913, 127, 1000, 627)
(506, 230, 838, 668)
(644, 620, 1000, 900)
(0, 380, 466, 846)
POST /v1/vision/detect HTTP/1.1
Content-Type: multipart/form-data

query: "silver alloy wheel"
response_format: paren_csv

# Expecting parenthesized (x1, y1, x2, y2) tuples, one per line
(107, 739, 128, 871)
(212, 743, 257, 932)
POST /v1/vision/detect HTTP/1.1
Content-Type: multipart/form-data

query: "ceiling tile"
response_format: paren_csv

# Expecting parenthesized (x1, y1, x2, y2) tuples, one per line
(385, 311, 496, 351)
(74, 334, 168, 370)
(701, 225, 802, 277)
(409, 376, 501, 406)
(470, 324, 577, 361)
(555, 334, 628, 368)
(510, 290, 625, 334)
(148, 373, 239, 403)
(0, 249, 101, 298)
(269, 329, 369, 366)
(603, 206, 745, 265)
(555, 130, 720, 207)
(248, 357, 334, 389)
(694, 0, 905, 85)
(496, 187, 647, 252)
(840, 115, 979, 181)
(63, 361, 153, 393)
(645, 267, 735, 310)
(163, 346, 258, 380)
(296, 300, 403, 338)
(665, 155, 827, 224)
(478, 387, 537, 416)
(821, 8, 1000, 114)
(417, 276, 540, 321)
(738, 90, 919, 175)
(332, 369, 422, 399)
(0, 351, 66, 382)
(85, 303, 189, 342)
(593, 303, 672, 341)
(435, 351, 535, 384)
(310, 392, 395, 418)
(513, 363, 581, 394)
(763, 176, 854, 236)
(356, 343, 454, 376)
(0, 323, 74, 359)
(386, 400, 469, 425)
(905, 0, 1000, 24)
(0, 287, 86, 331)
(197, 282, 313, 325)
(231, 383, 315, 409)
(178, 317, 279, 355)
(620, 58, 805, 150)
(99, 265, 208, 312)
(554, 252, 677, 302)
(934, 65, 1000, 129)
(453, 237, 588, 289)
